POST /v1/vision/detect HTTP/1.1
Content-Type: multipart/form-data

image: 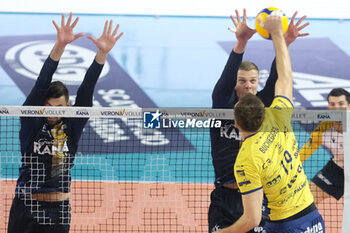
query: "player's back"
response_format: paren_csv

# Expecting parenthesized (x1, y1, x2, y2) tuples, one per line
(235, 97, 314, 221)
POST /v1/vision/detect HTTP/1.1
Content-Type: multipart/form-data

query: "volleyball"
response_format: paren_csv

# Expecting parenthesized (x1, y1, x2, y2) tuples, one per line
(255, 7, 288, 39)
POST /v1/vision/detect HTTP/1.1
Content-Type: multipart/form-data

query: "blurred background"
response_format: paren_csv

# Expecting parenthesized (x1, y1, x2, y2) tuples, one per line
(0, 0, 349, 108)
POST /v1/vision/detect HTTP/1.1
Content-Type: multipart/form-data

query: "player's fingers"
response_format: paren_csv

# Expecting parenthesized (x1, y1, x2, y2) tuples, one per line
(290, 11, 297, 25)
(298, 32, 309, 37)
(103, 20, 108, 34)
(66, 12, 73, 26)
(230, 15, 237, 27)
(235, 9, 241, 23)
(243, 8, 247, 22)
(71, 17, 79, 28)
(61, 14, 65, 27)
(74, 32, 85, 40)
(112, 24, 120, 36)
(297, 22, 310, 31)
(295, 15, 307, 27)
(52, 20, 60, 31)
(108, 20, 113, 34)
(87, 35, 97, 43)
(115, 32, 124, 41)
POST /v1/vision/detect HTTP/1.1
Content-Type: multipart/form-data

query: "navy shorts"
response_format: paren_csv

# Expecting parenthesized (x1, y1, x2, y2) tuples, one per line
(208, 186, 265, 233)
(7, 197, 71, 233)
(263, 209, 325, 233)
(312, 159, 344, 200)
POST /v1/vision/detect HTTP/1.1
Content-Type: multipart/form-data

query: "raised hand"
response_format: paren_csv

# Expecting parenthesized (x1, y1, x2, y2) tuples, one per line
(284, 11, 310, 46)
(230, 9, 256, 53)
(264, 15, 284, 36)
(87, 20, 123, 63)
(52, 12, 85, 46)
(230, 9, 256, 43)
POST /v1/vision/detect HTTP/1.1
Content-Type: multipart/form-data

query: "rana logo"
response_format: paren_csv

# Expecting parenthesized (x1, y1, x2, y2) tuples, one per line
(4, 40, 110, 85)
(76, 109, 89, 116)
(317, 114, 330, 119)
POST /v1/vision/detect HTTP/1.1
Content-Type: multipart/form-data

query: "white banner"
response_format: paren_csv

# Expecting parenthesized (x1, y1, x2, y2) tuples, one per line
(1, 0, 349, 19)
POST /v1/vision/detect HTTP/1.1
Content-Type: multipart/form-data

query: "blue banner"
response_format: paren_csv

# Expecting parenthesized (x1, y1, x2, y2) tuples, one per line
(0, 34, 194, 153)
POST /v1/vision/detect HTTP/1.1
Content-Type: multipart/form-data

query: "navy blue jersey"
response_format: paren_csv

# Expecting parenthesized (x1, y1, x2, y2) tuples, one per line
(210, 50, 277, 187)
(15, 56, 103, 197)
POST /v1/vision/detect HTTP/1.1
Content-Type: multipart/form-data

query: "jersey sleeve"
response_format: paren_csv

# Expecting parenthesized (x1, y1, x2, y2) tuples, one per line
(74, 59, 104, 107)
(23, 56, 58, 106)
(257, 58, 277, 107)
(299, 121, 333, 163)
(267, 96, 294, 129)
(71, 59, 104, 144)
(234, 152, 263, 195)
(212, 51, 243, 108)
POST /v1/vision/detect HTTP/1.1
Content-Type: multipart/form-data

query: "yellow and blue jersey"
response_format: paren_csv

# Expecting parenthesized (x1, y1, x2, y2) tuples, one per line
(234, 96, 314, 221)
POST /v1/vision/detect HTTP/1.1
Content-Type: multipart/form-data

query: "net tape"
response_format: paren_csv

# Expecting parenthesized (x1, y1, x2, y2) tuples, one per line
(0, 106, 347, 122)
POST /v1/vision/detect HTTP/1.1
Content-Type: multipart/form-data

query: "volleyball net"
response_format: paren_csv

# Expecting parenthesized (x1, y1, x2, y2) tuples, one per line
(0, 106, 348, 233)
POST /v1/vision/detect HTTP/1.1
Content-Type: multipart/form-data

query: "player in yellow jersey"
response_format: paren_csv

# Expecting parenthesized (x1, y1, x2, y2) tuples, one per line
(215, 15, 325, 233)
(299, 88, 350, 204)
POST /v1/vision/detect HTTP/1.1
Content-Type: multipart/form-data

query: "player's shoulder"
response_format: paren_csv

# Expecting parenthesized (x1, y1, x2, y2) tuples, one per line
(270, 95, 294, 109)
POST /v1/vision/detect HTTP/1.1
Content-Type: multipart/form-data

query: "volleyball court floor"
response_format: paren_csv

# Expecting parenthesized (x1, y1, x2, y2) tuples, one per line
(0, 12, 349, 232)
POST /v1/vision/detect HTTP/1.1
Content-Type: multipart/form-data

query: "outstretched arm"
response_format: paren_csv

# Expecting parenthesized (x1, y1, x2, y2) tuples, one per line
(264, 15, 293, 101)
(212, 9, 255, 108)
(259, 12, 309, 106)
(23, 13, 84, 106)
(74, 20, 123, 107)
(71, 20, 123, 142)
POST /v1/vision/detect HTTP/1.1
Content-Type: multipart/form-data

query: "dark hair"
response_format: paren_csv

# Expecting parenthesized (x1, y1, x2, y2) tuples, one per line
(47, 81, 69, 102)
(234, 93, 265, 132)
(239, 61, 259, 72)
(327, 88, 350, 104)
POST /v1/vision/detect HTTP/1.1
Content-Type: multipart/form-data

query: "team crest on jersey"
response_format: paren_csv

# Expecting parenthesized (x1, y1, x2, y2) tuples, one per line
(33, 123, 68, 156)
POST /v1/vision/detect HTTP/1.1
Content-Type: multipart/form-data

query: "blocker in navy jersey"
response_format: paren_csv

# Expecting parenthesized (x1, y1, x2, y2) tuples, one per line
(16, 56, 103, 198)
(208, 49, 278, 233)
(7, 13, 123, 233)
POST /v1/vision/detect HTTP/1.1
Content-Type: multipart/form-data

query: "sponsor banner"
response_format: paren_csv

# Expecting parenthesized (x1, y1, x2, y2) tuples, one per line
(0, 35, 193, 153)
(143, 108, 234, 120)
(0, 106, 142, 118)
(0, 106, 346, 123)
(292, 109, 345, 121)
(218, 38, 350, 108)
